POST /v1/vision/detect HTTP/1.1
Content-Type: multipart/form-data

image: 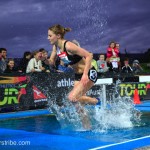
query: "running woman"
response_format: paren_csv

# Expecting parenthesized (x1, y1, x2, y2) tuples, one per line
(48, 24, 98, 129)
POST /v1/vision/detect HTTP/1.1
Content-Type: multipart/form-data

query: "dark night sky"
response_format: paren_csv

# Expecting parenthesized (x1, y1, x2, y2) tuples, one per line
(0, 0, 150, 58)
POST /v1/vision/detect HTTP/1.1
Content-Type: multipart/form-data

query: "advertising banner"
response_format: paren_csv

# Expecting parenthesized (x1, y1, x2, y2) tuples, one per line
(0, 72, 74, 112)
(0, 73, 150, 113)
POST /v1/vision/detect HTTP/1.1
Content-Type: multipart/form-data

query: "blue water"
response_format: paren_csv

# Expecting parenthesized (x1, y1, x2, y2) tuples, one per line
(0, 113, 149, 142)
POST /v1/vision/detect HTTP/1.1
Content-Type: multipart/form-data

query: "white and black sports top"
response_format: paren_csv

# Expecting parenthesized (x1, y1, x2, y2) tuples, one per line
(57, 41, 82, 65)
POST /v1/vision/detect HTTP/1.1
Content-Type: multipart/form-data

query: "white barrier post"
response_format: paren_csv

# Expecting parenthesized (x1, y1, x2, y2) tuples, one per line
(101, 84, 107, 108)
(95, 78, 113, 108)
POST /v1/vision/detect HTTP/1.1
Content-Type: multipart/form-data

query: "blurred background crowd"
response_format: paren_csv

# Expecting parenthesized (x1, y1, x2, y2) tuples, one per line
(0, 40, 150, 75)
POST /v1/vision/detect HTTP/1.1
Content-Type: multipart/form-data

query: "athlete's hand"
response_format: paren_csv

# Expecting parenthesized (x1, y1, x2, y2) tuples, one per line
(81, 74, 89, 86)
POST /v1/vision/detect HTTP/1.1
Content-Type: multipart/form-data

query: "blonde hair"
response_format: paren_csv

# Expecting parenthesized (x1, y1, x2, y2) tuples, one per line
(48, 24, 71, 38)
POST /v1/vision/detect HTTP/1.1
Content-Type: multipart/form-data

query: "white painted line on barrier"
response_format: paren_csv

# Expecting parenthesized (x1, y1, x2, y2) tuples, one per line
(89, 135, 150, 150)
(139, 76, 150, 82)
(95, 78, 113, 85)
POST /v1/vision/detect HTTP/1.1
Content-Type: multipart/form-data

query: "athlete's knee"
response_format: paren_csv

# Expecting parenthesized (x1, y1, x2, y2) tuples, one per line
(68, 92, 77, 102)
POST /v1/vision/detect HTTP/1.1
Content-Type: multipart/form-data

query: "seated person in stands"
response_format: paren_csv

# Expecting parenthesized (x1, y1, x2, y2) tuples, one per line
(91, 58, 98, 72)
(121, 57, 133, 73)
(19, 51, 32, 73)
(39, 48, 51, 72)
(132, 60, 143, 73)
(0, 48, 7, 73)
(106, 41, 120, 72)
(115, 43, 120, 50)
(97, 54, 108, 73)
(88, 52, 98, 72)
(4, 58, 18, 73)
(26, 50, 45, 73)
(0, 51, 2, 73)
(57, 59, 74, 73)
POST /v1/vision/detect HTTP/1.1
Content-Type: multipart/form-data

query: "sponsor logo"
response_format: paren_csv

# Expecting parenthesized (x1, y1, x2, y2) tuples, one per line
(34, 99, 47, 103)
(119, 83, 150, 96)
(0, 84, 16, 88)
(57, 78, 74, 87)
(87, 89, 101, 96)
(0, 88, 19, 106)
(32, 85, 47, 102)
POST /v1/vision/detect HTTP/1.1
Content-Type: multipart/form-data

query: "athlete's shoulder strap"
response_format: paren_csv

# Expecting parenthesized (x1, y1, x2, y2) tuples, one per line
(63, 40, 68, 52)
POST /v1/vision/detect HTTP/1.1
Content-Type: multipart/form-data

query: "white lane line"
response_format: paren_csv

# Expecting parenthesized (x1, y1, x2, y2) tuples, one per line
(89, 135, 150, 150)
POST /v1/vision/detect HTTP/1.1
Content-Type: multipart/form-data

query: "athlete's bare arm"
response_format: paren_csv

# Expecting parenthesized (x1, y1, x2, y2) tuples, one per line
(49, 45, 57, 66)
(66, 42, 92, 73)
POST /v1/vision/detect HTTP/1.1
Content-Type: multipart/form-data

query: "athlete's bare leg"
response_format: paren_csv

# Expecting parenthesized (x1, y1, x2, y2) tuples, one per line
(68, 80, 98, 104)
(74, 102, 91, 130)
(67, 80, 98, 130)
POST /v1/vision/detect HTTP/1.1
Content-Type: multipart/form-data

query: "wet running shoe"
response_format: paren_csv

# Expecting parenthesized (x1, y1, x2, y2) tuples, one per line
(96, 98, 101, 105)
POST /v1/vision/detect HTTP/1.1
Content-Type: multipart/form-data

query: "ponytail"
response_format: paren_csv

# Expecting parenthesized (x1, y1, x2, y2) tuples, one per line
(64, 27, 71, 33)
(49, 24, 71, 38)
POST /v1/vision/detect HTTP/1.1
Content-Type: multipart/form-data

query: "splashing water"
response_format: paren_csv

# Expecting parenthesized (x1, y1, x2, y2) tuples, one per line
(47, 84, 141, 132)
(63, 0, 109, 52)
(91, 96, 141, 132)
(48, 98, 84, 130)
(90, 82, 141, 132)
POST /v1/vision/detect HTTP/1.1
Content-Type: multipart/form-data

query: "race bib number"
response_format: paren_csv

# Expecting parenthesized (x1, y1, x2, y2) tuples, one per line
(58, 52, 71, 65)
(88, 69, 97, 83)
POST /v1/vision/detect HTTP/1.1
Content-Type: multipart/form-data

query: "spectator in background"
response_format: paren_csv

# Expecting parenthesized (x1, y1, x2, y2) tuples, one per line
(0, 52, 2, 58)
(39, 48, 51, 72)
(97, 54, 108, 73)
(88, 52, 98, 72)
(0, 48, 7, 73)
(57, 59, 74, 73)
(0, 51, 2, 61)
(115, 43, 120, 50)
(106, 41, 120, 61)
(4, 58, 18, 73)
(38, 48, 57, 72)
(91, 58, 98, 72)
(26, 50, 45, 73)
(115, 42, 121, 71)
(19, 51, 32, 73)
(132, 60, 143, 73)
(121, 57, 133, 73)
(106, 41, 120, 72)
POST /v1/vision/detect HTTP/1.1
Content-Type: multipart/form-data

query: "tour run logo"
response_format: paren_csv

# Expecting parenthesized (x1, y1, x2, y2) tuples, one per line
(0, 76, 27, 84)
(119, 83, 150, 96)
(146, 83, 150, 91)
(0, 88, 19, 106)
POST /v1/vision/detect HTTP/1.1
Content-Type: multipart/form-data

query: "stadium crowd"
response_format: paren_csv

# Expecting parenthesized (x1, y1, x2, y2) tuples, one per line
(0, 41, 147, 75)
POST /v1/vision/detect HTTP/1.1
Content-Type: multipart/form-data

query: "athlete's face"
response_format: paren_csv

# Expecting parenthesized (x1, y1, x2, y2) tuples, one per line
(48, 30, 59, 45)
